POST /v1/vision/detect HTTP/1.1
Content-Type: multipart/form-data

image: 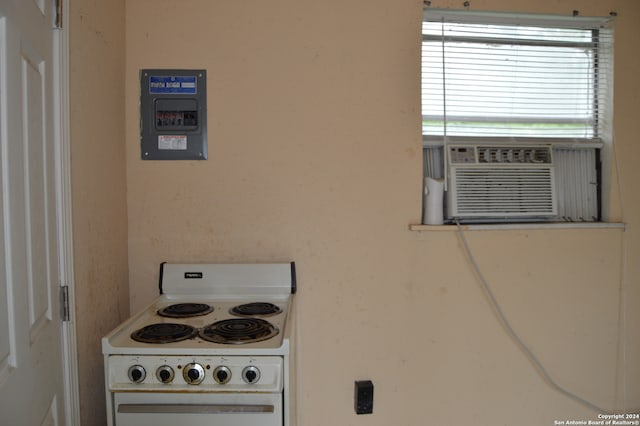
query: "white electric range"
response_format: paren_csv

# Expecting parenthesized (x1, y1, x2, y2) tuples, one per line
(102, 262, 296, 426)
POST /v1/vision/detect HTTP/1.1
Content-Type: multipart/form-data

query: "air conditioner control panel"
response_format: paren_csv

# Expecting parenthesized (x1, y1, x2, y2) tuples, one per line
(449, 146, 477, 163)
(449, 145, 552, 164)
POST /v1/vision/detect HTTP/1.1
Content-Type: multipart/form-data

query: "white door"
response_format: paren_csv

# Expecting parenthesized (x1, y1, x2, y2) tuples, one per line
(0, 0, 69, 425)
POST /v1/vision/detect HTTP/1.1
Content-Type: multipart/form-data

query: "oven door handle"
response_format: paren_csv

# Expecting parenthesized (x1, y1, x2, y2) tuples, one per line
(118, 403, 275, 414)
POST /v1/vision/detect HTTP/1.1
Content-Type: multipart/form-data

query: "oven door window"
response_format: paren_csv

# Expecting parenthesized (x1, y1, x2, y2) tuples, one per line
(114, 392, 283, 426)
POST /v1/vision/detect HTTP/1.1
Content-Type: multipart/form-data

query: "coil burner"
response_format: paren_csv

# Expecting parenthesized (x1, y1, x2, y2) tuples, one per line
(199, 318, 278, 344)
(157, 303, 214, 318)
(230, 302, 282, 317)
(130, 323, 198, 344)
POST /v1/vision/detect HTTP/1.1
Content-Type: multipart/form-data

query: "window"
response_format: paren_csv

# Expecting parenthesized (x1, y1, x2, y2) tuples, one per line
(421, 10, 614, 224)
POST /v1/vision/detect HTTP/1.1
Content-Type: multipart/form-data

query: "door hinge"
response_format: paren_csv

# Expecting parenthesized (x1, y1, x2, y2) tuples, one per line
(54, 0, 63, 29)
(60, 285, 70, 322)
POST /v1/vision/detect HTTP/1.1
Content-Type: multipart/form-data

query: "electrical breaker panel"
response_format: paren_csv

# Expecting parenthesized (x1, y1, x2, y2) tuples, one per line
(140, 69, 207, 160)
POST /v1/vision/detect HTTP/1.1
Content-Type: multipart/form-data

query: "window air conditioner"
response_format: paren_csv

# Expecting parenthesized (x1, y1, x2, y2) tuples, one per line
(446, 144, 557, 220)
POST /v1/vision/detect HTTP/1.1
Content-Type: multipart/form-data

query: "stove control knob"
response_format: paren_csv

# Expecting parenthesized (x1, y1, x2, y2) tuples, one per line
(183, 363, 205, 385)
(156, 365, 174, 384)
(128, 365, 146, 383)
(242, 366, 260, 384)
(213, 366, 231, 384)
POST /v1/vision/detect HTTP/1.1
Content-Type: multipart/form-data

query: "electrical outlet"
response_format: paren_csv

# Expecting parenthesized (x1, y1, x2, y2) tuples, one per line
(354, 380, 374, 414)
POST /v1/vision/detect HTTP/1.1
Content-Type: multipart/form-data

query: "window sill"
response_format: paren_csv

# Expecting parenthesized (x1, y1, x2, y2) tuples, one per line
(409, 222, 626, 232)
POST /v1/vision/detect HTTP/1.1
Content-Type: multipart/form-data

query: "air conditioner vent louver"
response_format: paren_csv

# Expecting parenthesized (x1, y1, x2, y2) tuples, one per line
(453, 168, 555, 214)
(448, 145, 557, 219)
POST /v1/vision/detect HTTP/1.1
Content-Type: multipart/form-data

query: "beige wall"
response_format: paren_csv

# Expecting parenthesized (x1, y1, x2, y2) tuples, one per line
(69, 0, 128, 425)
(68, 0, 639, 424)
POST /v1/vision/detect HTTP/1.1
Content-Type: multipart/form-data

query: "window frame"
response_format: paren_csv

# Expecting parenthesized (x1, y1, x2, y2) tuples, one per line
(421, 9, 612, 142)
(420, 9, 615, 225)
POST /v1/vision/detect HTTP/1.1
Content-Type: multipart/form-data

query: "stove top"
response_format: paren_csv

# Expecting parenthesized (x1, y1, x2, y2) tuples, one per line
(104, 295, 291, 354)
(130, 301, 285, 345)
(103, 262, 295, 358)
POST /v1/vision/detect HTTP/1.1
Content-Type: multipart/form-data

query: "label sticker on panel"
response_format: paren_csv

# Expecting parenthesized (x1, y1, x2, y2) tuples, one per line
(158, 135, 188, 150)
(149, 75, 197, 95)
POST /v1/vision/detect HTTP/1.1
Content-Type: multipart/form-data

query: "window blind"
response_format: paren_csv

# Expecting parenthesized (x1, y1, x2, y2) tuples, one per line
(421, 11, 614, 142)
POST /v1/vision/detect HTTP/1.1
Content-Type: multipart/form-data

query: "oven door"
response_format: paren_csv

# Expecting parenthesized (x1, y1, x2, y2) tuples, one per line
(113, 392, 283, 426)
